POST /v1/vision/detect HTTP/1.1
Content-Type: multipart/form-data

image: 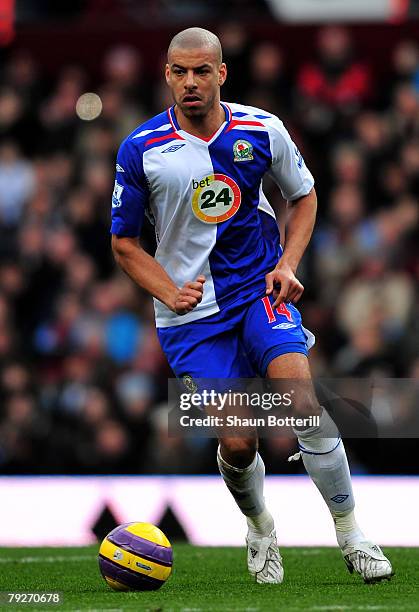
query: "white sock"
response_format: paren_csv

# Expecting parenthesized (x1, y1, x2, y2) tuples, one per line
(296, 409, 363, 549)
(333, 509, 365, 549)
(217, 447, 274, 536)
(246, 507, 274, 538)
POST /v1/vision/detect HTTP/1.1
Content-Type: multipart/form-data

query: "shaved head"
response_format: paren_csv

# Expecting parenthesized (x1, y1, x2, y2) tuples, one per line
(165, 27, 227, 124)
(168, 27, 222, 65)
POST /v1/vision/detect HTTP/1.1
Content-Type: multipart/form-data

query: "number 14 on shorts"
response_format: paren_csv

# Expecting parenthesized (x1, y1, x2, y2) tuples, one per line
(261, 296, 293, 324)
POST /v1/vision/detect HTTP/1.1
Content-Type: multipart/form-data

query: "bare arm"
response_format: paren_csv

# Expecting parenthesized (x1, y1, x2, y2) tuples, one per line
(280, 186, 317, 272)
(111, 235, 205, 315)
(265, 187, 317, 307)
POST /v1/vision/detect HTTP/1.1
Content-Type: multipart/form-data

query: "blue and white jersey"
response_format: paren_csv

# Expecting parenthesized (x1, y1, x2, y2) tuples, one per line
(111, 102, 314, 328)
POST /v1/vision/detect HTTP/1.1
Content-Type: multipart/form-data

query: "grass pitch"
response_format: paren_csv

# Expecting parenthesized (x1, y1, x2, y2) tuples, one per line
(0, 545, 418, 611)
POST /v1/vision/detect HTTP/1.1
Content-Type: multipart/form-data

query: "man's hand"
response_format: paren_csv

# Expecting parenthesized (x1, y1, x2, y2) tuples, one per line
(172, 275, 206, 315)
(265, 262, 304, 309)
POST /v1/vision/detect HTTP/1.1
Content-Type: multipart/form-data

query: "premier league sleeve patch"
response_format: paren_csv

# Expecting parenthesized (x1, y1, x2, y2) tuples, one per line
(112, 180, 124, 208)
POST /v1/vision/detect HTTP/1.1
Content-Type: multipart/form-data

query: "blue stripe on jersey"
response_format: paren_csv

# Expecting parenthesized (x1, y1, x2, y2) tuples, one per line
(232, 111, 271, 119)
(129, 110, 171, 141)
(207, 127, 280, 308)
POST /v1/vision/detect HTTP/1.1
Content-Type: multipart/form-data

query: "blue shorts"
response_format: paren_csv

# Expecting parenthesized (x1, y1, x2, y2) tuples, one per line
(157, 295, 315, 379)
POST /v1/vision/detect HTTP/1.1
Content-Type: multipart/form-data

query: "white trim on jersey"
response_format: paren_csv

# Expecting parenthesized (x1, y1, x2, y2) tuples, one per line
(257, 184, 277, 220)
(132, 123, 172, 139)
(229, 125, 269, 132)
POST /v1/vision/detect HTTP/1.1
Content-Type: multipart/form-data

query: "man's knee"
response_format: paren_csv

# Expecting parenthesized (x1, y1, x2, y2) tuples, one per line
(292, 389, 322, 419)
(219, 436, 258, 468)
(293, 407, 340, 453)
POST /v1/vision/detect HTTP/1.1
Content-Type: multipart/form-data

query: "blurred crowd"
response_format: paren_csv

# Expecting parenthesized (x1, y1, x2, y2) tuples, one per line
(0, 25, 418, 474)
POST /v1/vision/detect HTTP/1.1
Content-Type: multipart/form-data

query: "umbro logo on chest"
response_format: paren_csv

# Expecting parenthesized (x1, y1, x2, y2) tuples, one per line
(161, 143, 186, 153)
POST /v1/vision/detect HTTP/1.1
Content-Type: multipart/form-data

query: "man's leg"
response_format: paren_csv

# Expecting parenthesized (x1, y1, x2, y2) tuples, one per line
(217, 435, 283, 583)
(218, 437, 274, 536)
(267, 353, 393, 583)
(158, 307, 283, 582)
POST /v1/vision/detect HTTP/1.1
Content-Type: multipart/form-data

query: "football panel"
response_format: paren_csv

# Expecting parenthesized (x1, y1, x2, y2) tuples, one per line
(100, 537, 172, 581)
(99, 555, 165, 591)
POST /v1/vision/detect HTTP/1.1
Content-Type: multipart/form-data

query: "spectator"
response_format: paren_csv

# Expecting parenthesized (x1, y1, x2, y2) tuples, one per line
(0, 30, 416, 475)
(0, 141, 35, 227)
(245, 42, 290, 115)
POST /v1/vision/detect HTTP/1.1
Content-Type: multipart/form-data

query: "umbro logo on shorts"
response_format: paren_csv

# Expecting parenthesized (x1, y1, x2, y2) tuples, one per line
(272, 322, 296, 330)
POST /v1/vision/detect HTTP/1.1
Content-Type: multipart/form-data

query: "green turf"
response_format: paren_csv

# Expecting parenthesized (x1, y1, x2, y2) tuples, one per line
(0, 545, 418, 611)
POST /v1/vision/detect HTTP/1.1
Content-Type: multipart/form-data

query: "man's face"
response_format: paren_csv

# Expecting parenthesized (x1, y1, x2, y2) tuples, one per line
(165, 47, 227, 118)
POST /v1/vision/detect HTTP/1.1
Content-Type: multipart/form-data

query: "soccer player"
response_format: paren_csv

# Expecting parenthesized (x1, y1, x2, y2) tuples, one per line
(111, 28, 393, 584)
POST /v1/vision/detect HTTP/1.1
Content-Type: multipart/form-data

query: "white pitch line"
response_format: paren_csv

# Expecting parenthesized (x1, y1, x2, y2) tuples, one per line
(309, 607, 351, 611)
(0, 555, 96, 564)
(290, 549, 328, 555)
(72, 609, 123, 612)
(309, 607, 401, 611)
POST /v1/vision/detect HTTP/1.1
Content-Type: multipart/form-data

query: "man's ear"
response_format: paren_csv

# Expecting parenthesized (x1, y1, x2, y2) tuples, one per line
(218, 62, 227, 86)
(165, 64, 171, 85)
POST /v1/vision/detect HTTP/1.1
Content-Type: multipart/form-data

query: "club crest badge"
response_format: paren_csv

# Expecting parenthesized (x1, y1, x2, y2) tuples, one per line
(182, 374, 197, 393)
(233, 139, 254, 162)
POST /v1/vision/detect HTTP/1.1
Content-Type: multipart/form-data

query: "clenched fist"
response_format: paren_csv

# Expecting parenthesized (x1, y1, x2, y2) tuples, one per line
(173, 275, 206, 315)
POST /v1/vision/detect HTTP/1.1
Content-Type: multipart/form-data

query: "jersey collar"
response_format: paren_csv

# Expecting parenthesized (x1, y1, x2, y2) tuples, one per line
(167, 102, 232, 145)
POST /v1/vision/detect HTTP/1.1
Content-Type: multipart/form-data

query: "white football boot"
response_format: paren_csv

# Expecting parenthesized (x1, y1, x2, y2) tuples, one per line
(342, 541, 394, 583)
(246, 528, 284, 584)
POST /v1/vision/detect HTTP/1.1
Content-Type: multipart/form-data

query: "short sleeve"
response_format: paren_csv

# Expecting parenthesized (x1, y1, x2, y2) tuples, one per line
(110, 138, 149, 237)
(266, 116, 314, 201)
